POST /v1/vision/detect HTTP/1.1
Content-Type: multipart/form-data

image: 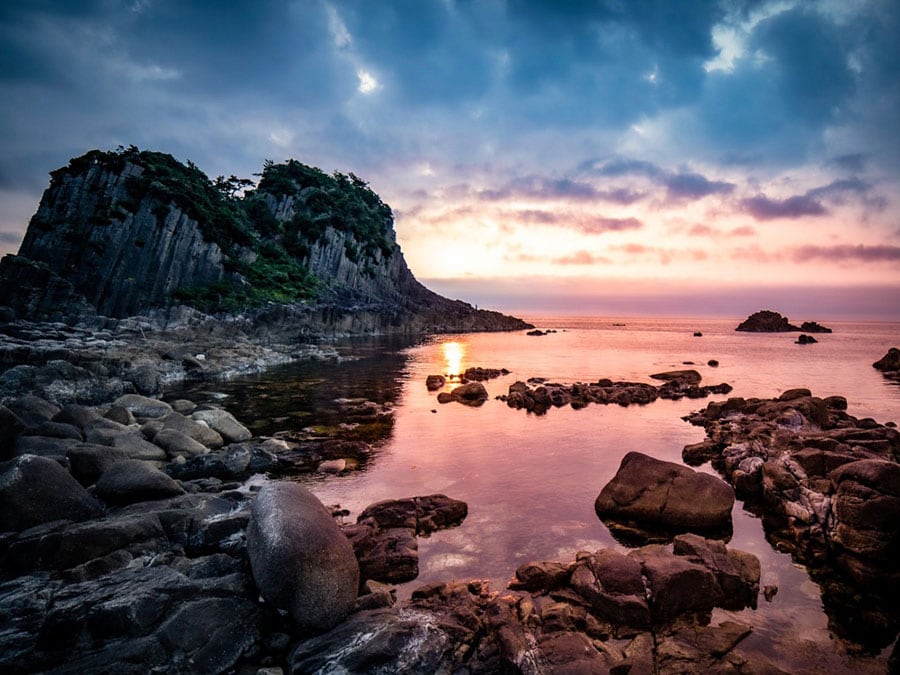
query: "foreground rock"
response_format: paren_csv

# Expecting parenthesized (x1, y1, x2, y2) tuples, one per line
(246, 482, 359, 632)
(683, 389, 900, 649)
(595, 452, 735, 541)
(292, 540, 760, 674)
(437, 381, 489, 406)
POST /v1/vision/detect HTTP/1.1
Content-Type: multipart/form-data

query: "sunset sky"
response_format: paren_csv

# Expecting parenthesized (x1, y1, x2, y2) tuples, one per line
(1, 1, 898, 318)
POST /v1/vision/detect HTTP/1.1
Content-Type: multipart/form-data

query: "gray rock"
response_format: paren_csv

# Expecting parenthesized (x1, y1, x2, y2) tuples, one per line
(112, 394, 172, 419)
(67, 443, 130, 484)
(166, 443, 280, 481)
(170, 399, 197, 414)
(247, 482, 359, 631)
(13, 435, 78, 461)
(127, 365, 161, 396)
(0, 405, 25, 458)
(94, 459, 185, 505)
(104, 404, 135, 425)
(52, 403, 102, 430)
(7, 394, 60, 427)
(23, 420, 83, 441)
(152, 428, 208, 459)
(191, 407, 252, 443)
(0, 454, 103, 531)
(160, 412, 223, 449)
(595, 451, 735, 536)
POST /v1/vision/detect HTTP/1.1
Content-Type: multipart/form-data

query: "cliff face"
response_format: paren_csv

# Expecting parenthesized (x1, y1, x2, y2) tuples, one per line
(14, 159, 226, 318)
(0, 148, 530, 333)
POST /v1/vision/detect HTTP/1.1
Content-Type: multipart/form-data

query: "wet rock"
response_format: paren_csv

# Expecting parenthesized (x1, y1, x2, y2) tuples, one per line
(873, 347, 900, 380)
(13, 435, 78, 461)
(190, 407, 252, 444)
(463, 366, 508, 381)
(112, 394, 172, 419)
(656, 620, 752, 672)
(426, 374, 446, 391)
(631, 546, 721, 622)
(156, 597, 260, 673)
(51, 404, 101, 430)
(0, 454, 103, 532)
(568, 550, 651, 627)
(509, 560, 572, 592)
(673, 533, 760, 610)
(166, 442, 280, 481)
(595, 452, 735, 538)
(796, 334, 818, 344)
(94, 459, 185, 505)
(439, 381, 489, 406)
(800, 321, 832, 334)
(247, 482, 359, 631)
(344, 522, 419, 583)
(650, 369, 702, 384)
(357, 494, 468, 535)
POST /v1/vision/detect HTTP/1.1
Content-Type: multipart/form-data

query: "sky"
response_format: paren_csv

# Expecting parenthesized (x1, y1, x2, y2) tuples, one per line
(1, 0, 899, 319)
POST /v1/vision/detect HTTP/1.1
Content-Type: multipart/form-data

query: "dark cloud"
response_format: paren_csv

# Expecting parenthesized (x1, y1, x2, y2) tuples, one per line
(664, 172, 734, 200)
(792, 244, 900, 263)
(740, 194, 827, 220)
(829, 153, 868, 174)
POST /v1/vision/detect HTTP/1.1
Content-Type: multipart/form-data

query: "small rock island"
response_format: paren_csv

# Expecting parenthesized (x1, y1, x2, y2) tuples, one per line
(736, 310, 832, 333)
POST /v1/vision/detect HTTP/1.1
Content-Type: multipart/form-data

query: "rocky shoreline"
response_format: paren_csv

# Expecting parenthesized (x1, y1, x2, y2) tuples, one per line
(2, 343, 899, 673)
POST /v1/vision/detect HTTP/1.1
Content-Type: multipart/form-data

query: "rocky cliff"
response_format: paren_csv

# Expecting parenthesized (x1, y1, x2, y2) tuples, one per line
(0, 148, 529, 333)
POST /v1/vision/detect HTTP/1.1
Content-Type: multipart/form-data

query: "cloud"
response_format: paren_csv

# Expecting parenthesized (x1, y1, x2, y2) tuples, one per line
(792, 244, 900, 263)
(552, 250, 610, 266)
(740, 194, 827, 220)
(583, 156, 734, 202)
(663, 171, 734, 200)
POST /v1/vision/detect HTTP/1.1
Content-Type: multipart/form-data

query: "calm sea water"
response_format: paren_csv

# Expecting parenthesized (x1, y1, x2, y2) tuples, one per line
(174, 316, 900, 672)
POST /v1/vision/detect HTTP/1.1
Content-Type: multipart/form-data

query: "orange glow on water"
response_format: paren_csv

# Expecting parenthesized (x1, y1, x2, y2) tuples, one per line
(441, 340, 466, 378)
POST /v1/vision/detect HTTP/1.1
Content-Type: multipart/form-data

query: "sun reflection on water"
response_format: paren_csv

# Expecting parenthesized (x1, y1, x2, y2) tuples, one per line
(441, 340, 466, 379)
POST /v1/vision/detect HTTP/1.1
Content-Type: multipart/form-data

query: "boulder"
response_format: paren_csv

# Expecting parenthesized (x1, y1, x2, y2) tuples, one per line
(632, 545, 721, 622)
(52, 403, 102, 430)
(796, 334, 818, 344)
(0, 405, 26, 458)
(873, 348, 900, 372)
(152, 428, 208, 459)
(94, 459, 185, 505)
(6, 394, 60, 428)
(246, 482, 359, 631)
(439, 381, 489, 407)
(104, 404, 135, 426)
(595, 452, 734, 536)
(190, 408, 252, 444)
(67, 443, 131, 485)
(649, 370, 702, 384)
(673, 533, 760, 610)
(800, 321, 832, 334)
(425, 374, 446, 391)
(357, 494, 468, 535)
(0, 454, 103, 531)
(160, 413, 224, 449)
(126, 365, 162, 396)
(112, 394, 172, 419)
(22, 421, 83, 441)
(735, 310, 800, 332)
(13, 435, 78, 462)
(344, 523, 419, 583)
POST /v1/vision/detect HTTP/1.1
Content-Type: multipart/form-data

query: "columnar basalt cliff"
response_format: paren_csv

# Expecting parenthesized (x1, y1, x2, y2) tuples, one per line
(0, 148, 530, 334)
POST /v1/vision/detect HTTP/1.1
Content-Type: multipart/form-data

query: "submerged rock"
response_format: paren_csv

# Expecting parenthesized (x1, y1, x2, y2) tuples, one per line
(246, 482, 359, 632)
(595, 451, 735, 539)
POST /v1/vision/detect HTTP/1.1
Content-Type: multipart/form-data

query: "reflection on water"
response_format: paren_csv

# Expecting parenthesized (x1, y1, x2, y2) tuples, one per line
(441, 340, 465, 381)
(168, 317, 900, 671)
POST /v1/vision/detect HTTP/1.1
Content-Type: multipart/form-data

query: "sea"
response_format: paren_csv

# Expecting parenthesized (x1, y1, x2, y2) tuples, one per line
(173, 315, 900, 673)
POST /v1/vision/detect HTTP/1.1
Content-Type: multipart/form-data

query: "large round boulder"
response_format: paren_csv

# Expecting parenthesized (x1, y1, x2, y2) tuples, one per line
(595, 452, 734, 537)
(247, 482, 359, 632)
(0, 454, 103, 530)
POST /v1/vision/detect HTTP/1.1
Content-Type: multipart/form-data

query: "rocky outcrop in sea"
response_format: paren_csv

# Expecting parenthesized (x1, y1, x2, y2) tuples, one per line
(735, 310, 832, 333)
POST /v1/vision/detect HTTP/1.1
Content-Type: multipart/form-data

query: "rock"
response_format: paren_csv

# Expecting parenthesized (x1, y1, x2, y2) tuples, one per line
(152, 428, 208, 459)
(317, 458, 347, 474)
(127, 365, 161, 396)
(873, 347, 900, 372)
(650, 370, 702, 384)
(288, 607, 455, 673)
(0, 405, 26, 458)
(166, 442, 280, 481)
(170, 399, 197, 414)
(735, 310, 800, 332)
(567, 550, 651, 627)
(595, 452, 734, 537)
(425, 374, 446, 391)
(632, 545, 722, 622)
(160, 412, 224, 449)
(463, 366, 508, 381)
(800, 321, 832, 333)
(190, 408, 252, 443)
(357, 494, 468, 535)
(526, 329, 546, 336)
(66, 443, 131, 484)
(156, 597, 260, 673)
(52, 404, 101, 430)
(673, 533, 760, 610)
(0, 454, 103, 531)
(94, 459, 185, 505)
(509, 560, 572, 592)
(22, 420, 83, 441)
(112, 394, 173, 419)
(344, 522, 419, 583)
(246, 482, 359, 631)
(796, 334, 818, 344)
(707, 359, 719, 367)
(13, 435, 78, 461)
(103, 404, 135, 426)
(6, 394, 60, 427)
(438, 381, 489, 406)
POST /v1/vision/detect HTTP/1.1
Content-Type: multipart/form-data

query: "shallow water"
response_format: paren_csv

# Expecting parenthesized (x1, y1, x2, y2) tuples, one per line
(172, 316, 900, 672)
